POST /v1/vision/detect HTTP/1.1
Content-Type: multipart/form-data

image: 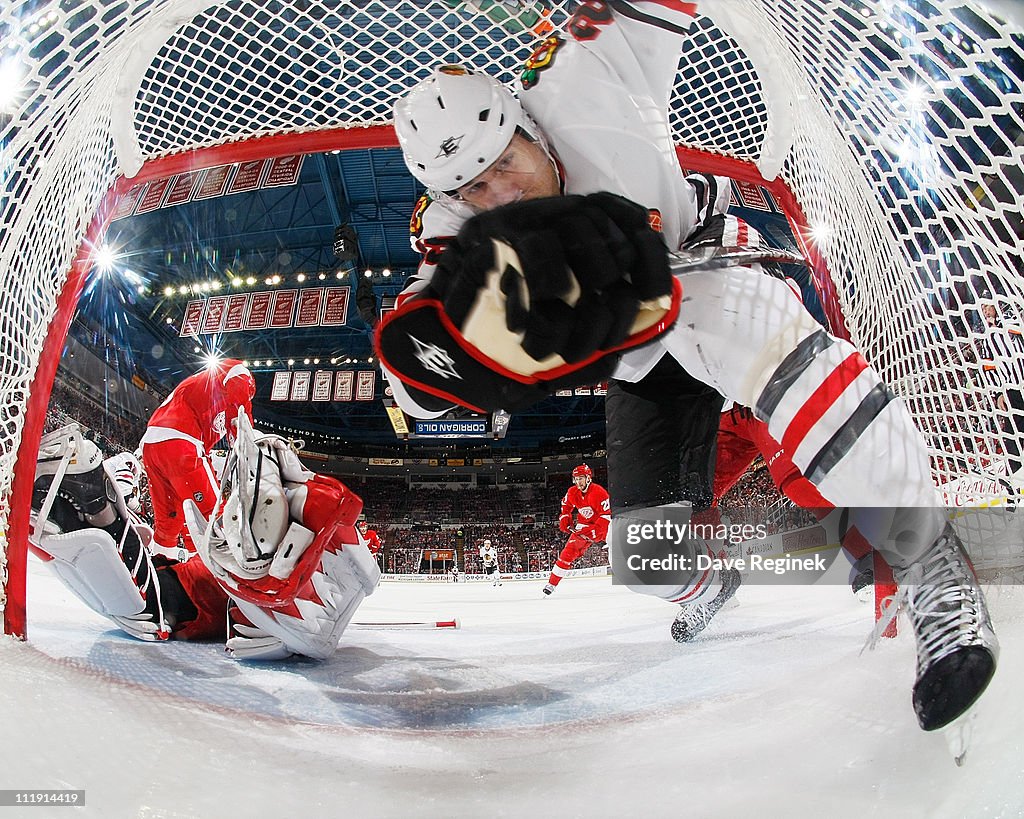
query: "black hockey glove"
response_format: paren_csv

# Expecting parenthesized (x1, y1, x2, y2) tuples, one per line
(375, 193, 680, 413)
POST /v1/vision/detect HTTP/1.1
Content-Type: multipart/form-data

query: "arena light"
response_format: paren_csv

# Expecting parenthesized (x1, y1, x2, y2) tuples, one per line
(93, 243, 116, 275)
(0, 57, 25, 114)
(202, 351, 223, 370)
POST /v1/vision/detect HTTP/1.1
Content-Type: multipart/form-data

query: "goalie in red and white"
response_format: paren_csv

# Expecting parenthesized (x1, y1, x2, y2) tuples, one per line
(543, 464, 610, 596)
(29, 412, 379, 661)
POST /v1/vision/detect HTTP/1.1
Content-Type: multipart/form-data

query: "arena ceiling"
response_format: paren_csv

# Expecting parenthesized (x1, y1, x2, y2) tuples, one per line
(69, 142, 613, 454)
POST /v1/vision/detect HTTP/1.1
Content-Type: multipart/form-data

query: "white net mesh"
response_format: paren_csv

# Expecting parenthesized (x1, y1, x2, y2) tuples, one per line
(3, 0, 1023, 629)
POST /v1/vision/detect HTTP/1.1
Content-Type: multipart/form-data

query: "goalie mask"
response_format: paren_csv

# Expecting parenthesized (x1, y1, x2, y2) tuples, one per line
(217, 410, 293, 579)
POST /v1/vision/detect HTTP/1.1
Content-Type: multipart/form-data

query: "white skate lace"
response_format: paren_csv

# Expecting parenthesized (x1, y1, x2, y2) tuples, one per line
(675, 602, 713, 634)
(115, 521, 171, 639)
(863, 534, 986, 674)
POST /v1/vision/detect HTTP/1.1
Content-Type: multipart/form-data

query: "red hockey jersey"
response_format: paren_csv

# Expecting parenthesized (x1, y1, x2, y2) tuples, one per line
(144, 359, 255, 451)
(559, 482, 611, 541)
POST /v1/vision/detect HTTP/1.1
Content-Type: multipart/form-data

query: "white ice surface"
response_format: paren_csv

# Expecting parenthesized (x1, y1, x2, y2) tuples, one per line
(1, 557, 1022, 818)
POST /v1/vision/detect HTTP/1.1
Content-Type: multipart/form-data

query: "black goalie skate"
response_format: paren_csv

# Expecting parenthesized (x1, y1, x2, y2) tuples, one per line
(889, 524, 999, 731)
(670, 568, 741, 643)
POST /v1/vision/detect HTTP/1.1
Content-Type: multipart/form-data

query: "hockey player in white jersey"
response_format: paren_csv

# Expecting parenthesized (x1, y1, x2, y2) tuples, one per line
(479, 539, 502, 586)
(377, 1, 999, 733)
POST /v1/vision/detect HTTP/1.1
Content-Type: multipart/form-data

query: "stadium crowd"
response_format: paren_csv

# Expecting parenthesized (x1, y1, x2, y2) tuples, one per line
(44, 377, 796, 577)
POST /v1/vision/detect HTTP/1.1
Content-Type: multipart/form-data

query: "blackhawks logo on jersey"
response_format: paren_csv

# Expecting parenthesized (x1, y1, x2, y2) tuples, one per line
(521, 35, 562, 90)
(410, 193, 432, 238)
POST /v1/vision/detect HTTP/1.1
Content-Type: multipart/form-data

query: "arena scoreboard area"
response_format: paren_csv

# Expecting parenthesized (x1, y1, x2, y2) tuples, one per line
(383, 401, 511, 441)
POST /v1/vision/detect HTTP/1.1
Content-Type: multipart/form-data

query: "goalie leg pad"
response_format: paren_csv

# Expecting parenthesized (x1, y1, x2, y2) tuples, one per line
(228, 534, 380, 661)
(36, 529, 147, 618)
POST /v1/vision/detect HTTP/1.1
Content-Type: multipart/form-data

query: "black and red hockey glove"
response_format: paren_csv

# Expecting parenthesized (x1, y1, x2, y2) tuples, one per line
(374, 193, 680, 413)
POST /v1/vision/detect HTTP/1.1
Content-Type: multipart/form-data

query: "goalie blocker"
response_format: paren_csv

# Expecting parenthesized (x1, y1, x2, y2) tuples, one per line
(375, 193, 681, 413)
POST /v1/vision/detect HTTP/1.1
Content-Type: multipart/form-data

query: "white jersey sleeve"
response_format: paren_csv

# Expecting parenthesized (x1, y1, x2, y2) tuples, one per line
(384, 195, 476, 419)
(520, 1, 727, 248)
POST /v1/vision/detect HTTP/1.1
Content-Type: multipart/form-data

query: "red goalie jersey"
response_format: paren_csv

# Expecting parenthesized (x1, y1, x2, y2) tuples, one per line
(559, 482, 611, 543)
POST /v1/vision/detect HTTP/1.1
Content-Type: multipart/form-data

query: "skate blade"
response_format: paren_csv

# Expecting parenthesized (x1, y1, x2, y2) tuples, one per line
(942, 709, 976, 767)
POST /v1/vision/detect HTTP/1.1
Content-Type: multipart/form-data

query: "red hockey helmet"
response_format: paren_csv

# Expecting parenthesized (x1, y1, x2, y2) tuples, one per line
(572, 464, 593, 480)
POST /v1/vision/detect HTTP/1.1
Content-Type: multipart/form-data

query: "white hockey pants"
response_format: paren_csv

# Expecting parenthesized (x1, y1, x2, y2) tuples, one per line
(614, 266, 945, 604)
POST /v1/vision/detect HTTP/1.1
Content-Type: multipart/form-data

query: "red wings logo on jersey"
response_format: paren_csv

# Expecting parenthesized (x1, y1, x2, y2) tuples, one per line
(213, 410, 227, 439)
(578, 505, 594, 519)
(648, 209, 663, 232)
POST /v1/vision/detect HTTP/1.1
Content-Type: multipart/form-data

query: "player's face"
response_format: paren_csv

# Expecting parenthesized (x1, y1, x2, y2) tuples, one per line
(573, 475, 590, 491)
(454, 134, 559, 211)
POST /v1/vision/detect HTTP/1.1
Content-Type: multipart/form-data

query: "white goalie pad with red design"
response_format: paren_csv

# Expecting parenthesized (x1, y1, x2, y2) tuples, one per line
(185, 412, 380, 659)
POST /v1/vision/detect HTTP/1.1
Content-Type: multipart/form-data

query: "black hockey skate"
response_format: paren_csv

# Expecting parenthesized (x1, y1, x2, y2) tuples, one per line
(850, 553, 874, 600)
(890, 524, 998, 731)
(670, 568, 741, 643)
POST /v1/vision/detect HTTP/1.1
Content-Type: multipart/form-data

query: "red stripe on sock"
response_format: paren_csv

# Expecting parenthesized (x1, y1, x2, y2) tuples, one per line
(780, 352, 869, 456)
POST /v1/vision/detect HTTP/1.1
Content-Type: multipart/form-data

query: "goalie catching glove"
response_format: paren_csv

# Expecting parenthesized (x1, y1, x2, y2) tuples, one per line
(375, 192, 680, 412)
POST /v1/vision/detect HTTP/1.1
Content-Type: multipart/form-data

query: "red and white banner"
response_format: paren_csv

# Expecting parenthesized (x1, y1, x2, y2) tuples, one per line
(312, 370, 333, 401)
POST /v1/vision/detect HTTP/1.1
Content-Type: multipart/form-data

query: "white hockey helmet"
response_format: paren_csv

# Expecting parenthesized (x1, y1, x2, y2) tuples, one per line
(393, 64, 529, 193)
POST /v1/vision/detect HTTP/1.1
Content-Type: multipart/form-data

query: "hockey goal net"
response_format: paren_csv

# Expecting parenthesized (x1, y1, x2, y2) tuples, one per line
(2, 0, 1023, 637)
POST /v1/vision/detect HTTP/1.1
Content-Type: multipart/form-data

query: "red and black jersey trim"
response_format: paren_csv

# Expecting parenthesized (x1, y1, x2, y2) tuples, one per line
(374, 277, 682, 413)
(608, 1, 697, 35)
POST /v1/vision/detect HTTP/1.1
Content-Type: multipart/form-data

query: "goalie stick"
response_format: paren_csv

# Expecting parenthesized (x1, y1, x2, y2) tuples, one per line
(667, 245, 808, 274)
(349, 618, 461, 630)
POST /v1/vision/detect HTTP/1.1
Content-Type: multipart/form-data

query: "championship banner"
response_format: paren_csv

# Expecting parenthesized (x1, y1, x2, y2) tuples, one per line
(201, 296, 228, 334)
(180, 299, 205, 337)
(384, 404, 410, 435)
(223, 293, 249, 332)
(135, 177, 172, 214)
(289, 371, 311, 401)
(295, 288, 324, 327)
(110, 183, 146, 220)
(227, 159, 266, 193)
(263, 154, 304, 187)
(245, 292, 272, 329)
(355, 370, 375, 401)
(270, 290, 297, 328)
(333, 370, 354, 401)
(321, 286, 350, 326)
(194, 165, 232, 200)
(270, 371, 291, 401)
(163, 170, 201, 208)
(732, 179, 772, 212)
(312, 370, 333, 401)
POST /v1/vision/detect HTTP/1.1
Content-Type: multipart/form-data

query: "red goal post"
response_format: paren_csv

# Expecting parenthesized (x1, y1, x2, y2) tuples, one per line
(3, 0, 1024, 637)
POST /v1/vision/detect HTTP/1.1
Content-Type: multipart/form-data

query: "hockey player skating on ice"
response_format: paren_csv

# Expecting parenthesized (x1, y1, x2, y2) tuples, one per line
(449, 563, 461, 583)
(479, 539, 502, 586)
(357, 517, 383, 555)
(377, 1, 999, 734)
(544, 464, 610, 595)
(31, 415, 378, 660)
